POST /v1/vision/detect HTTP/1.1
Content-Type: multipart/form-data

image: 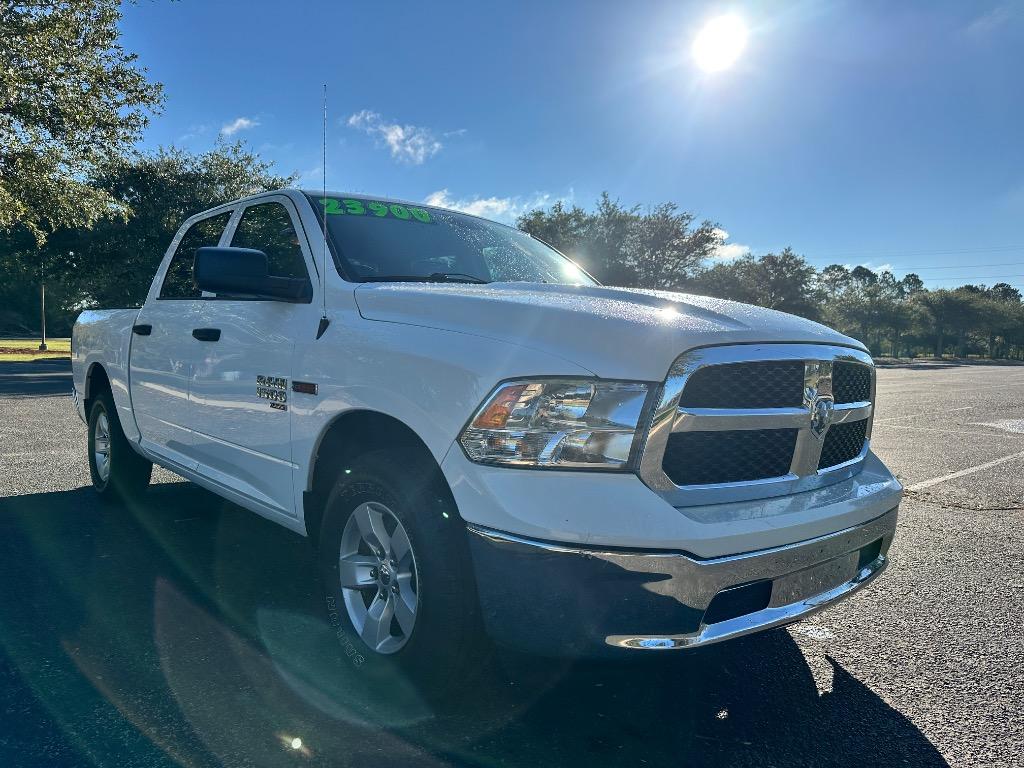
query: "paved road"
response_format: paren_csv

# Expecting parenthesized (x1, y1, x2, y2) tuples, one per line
(0, 360, 1020, 767)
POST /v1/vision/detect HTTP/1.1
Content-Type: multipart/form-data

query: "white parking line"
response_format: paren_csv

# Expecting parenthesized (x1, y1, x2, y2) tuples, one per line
(874, 406, 972, 424)
(907, 448, 1024, 491)
(0, 450, 65, 458)
(873, 424, 1020, 439)
(877, 379, 1024, 395)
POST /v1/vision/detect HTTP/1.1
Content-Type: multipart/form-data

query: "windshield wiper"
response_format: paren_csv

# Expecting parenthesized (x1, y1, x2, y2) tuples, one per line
(427, 272, 489, 283)
(362, 273, 490, 284)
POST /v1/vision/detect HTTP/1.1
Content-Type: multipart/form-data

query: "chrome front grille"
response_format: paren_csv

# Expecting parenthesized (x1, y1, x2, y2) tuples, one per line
(639, 344, 875, 508)
(678, 360, 805, 409)
(662, 428, 799, 485)
(818, 418, 869, 470)
(833, 360, 872, 404)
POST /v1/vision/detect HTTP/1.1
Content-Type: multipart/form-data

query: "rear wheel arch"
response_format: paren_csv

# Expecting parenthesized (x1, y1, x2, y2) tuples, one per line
(84, 362, 111, 412)
(304, 410, 457, 547)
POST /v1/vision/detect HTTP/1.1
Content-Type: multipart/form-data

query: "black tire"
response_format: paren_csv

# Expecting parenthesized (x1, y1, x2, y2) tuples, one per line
(87, 387, 152, 502)
(317, 448, 491, 704)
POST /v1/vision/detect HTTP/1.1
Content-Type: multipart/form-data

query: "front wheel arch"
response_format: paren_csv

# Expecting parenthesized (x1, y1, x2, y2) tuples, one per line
(304, 410, 458, 548)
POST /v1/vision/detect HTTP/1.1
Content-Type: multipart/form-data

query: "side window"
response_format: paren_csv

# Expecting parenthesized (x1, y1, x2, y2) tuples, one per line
(230, 202, 309, 280)
(160, 212, 232, 299)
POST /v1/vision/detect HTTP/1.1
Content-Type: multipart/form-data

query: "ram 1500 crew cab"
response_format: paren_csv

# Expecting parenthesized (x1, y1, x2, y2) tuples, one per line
(73, 189, 901, 686)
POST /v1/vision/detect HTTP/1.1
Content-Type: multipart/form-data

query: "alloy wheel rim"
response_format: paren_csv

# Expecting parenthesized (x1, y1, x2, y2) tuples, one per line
(338, 501, 419, 654)
(94, 411, 111, 483)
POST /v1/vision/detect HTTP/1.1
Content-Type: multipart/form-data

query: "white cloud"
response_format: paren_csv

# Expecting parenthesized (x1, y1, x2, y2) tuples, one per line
(258, 140, 295, 155)
(423, 189, 569, 224)
(842, 262, 894, 274)
(294, 165, 324, 188)
(710, 228, 750, 260)
(347, 110, 443, 165)
(220, 117, 260, 136)
(966, 4, 1018, 36)
(177, 123, 210, 143)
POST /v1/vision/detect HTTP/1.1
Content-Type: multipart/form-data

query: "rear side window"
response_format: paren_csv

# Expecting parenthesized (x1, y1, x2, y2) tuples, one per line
(160, 212, 232, 299)
(230, 202, 309, 280)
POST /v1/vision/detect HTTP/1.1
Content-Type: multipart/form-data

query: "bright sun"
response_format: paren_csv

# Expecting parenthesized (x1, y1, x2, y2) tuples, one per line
(692, 14, 748, 73)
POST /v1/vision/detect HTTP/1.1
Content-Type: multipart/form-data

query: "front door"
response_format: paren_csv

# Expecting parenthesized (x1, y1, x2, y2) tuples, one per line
(187, 196, 318, 519)
(130, 210, 233, 469)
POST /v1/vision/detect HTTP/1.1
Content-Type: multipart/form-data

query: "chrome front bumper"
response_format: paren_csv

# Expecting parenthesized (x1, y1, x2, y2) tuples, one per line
(466, 506, 897, 656)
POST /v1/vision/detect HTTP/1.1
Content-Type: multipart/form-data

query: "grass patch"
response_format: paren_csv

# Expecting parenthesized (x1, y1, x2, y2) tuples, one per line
(0, 338, 71, 361)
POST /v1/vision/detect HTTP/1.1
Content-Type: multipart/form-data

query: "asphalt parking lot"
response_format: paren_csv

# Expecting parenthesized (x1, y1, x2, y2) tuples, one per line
(0, 359, 1021, 767)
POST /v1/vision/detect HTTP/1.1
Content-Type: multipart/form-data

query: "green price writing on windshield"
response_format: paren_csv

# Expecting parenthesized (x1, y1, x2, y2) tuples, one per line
(320, 198, 432, 223)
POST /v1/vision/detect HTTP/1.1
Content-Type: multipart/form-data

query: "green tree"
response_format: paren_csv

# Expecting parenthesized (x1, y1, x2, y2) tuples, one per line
(627, 203, 719, 289)
(915, 289, 989, 358)
(0, 142, 294, 332)
(692, 248, 820, 320)
(818, 264, 853, 300)
(901, 273, 926, 295)
(824, 266, 876, 347)
(849, 266, 878, 287)
(517, 192, 720, 287)
(516, 200, 590, 256)
(0, 0, 163, 243)
(989, 282, 1022, 304)
(582, 193, 638, 284)
(977, 285, 1022, 358)
(819, 267, 926, 356)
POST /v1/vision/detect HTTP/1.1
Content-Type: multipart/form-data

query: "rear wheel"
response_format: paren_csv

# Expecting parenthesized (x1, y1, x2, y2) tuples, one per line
(88, 388, 152, 501)
(318, 449, 490, 701)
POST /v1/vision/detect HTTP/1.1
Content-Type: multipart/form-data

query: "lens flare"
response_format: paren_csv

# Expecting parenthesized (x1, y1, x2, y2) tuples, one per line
(692, 14, 748, 73)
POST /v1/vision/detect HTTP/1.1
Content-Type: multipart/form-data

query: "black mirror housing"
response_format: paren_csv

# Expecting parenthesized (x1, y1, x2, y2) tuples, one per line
(194, 247, 312, 302)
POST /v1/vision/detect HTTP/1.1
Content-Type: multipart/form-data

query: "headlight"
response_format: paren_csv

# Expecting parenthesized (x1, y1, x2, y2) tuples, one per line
(458, 379, 652, 469)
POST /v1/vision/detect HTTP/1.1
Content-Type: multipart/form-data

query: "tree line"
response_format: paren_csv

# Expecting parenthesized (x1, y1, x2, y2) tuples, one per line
(518, 196, 1024, 360)
(0, 142, 293, 336)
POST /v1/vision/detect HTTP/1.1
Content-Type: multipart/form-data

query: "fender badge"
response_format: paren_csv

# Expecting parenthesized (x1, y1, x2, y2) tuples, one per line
(256, 375, 288, 408)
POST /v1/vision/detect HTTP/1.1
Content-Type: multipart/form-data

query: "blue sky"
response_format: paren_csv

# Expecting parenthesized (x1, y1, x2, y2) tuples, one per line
(120, 0, 1024, 290)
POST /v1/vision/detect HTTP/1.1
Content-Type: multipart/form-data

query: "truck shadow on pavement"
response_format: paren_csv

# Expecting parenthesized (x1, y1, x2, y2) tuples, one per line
(0, 483, 949, 768)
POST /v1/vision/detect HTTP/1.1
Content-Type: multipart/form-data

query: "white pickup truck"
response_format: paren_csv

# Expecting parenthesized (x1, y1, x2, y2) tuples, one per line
(72, 189, 901, 688)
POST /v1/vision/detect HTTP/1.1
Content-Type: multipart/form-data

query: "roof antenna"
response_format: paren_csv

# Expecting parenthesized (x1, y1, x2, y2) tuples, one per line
(316, 82, 330, 340)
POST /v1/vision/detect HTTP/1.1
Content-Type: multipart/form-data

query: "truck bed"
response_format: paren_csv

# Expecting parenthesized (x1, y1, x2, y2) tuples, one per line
(71, 308, 141, 437)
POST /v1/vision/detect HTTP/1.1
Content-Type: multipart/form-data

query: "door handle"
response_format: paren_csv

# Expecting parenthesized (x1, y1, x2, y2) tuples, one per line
(132, 324, 152, 336)
(192, 328, 221, 342)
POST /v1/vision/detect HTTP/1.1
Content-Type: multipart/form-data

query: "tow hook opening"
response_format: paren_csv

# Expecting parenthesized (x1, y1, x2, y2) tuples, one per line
(858, 538, 883, 571)
(703, 579, 773, 625)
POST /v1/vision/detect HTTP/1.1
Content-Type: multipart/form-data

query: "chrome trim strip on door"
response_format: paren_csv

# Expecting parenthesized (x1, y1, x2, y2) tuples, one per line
(638, 344, 875, 508)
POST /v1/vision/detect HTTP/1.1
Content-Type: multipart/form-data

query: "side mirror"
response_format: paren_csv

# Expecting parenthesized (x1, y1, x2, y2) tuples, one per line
(194, 247, 312, 303)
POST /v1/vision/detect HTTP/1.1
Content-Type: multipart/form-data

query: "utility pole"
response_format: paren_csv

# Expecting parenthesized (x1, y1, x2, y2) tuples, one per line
(38, 261, 47, 351)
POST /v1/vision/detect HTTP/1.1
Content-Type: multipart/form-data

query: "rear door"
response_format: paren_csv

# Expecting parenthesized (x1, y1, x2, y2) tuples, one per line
(187, 196, 318, 519)
(130, 210, 233, 469)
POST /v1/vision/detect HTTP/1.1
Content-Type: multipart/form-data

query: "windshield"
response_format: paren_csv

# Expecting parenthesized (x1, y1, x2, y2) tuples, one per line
(305, 194, 596, 285)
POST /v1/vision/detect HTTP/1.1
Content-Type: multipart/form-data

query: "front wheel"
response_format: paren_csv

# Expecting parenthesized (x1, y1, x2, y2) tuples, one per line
(318, 449, 490, 700)
(88, 389, 152, 501)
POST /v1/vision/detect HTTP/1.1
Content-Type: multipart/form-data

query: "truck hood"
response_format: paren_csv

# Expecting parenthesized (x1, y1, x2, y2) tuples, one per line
(353, 282, 865, 381)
